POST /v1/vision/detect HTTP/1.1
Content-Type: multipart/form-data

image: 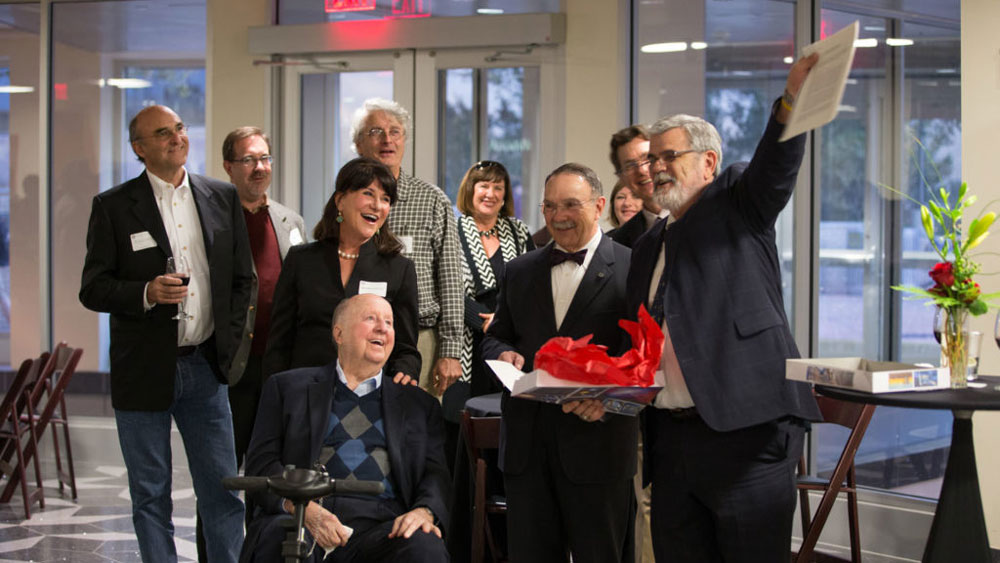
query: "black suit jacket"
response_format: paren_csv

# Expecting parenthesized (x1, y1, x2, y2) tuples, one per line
(626, 115, 820, 435)
(79, 171, 253, 411)
(262, 239, 420, 378)
(607, 210, 653, 249)
(481, 236, 638, 484)
(243, 364, 450, 535)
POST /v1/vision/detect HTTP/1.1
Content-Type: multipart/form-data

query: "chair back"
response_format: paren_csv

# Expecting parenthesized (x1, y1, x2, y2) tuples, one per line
(0, 359, 36, 424)
(462, 411, 501, 458)
(29, 345, 83, 437)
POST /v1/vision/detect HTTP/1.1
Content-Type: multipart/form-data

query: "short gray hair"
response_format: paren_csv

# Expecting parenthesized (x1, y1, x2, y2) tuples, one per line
(545, 162, 603, 198)
(350, 98, 412, 154)
(649, 114, 723, 176)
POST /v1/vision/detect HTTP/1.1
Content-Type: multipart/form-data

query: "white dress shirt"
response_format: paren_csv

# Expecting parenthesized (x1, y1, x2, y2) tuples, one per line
(551, 228, 603, 331)
(145, 169, 214, 347)
(336, 360, 383, 397)
(647, 216, 696, 409)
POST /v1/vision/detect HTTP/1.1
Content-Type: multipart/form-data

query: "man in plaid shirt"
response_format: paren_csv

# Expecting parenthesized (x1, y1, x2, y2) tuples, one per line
(351, 98, 464, 397)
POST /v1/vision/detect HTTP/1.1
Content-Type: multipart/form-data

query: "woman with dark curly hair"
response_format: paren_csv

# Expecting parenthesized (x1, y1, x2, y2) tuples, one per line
(263, 157, 420, 379)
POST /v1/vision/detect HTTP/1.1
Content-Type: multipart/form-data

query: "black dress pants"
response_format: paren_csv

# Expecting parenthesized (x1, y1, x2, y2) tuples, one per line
(647, 409, 804, 563)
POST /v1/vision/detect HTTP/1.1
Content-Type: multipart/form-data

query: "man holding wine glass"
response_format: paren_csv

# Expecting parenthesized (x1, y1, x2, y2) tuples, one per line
(80, 105, 253, 563)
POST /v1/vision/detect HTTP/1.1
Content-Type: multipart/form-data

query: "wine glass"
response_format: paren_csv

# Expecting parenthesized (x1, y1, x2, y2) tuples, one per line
(165, 256, 193, 321)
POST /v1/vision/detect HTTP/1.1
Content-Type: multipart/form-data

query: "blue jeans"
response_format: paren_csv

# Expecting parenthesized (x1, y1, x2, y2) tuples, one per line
(115, 349, 244, 563)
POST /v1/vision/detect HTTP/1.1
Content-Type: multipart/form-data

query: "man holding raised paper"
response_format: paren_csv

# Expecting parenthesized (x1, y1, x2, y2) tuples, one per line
(482, 163, 636, 563)
(626, 54, 824, 562)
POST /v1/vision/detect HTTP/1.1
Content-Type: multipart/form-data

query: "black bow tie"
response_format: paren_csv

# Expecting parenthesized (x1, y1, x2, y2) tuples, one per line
(550, 248, 587, 267)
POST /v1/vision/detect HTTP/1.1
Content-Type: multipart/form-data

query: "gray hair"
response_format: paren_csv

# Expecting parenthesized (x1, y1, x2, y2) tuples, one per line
(350, 98, 412, 154)
(545, 162, 603, 198)
(648, 114, 723, 176)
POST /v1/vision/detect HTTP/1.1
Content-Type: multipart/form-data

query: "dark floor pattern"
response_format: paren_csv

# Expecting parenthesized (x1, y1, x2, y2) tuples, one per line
(0, 461, 198, 562)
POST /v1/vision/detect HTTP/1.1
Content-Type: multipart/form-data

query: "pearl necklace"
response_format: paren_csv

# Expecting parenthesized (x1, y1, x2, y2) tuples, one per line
(338, 249, 359, 260)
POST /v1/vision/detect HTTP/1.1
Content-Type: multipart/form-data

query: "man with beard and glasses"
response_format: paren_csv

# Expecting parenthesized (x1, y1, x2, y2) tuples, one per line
(625, 54, 822, 563)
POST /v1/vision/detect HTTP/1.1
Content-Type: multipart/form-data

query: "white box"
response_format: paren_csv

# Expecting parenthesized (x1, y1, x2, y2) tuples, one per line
(786, 357, 950, 393)
(486, 360, 665, 416)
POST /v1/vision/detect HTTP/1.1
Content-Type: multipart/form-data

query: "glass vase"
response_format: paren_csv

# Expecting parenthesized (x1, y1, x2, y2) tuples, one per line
(941, 307, 969, 389)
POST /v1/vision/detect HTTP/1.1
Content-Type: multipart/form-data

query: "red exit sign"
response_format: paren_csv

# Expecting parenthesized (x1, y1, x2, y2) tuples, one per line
(325, 0, 376, 12)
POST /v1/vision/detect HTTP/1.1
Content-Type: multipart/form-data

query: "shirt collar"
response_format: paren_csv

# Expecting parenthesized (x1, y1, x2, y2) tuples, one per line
(147, 168, 190, 198)
(335, 360, 383, 397)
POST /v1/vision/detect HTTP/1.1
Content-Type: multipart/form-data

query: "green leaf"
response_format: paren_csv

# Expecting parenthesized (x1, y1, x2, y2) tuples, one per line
(940, 187, 949, 205)
(969, 299, 988, 316)
(965, 231, 989, 251)
(927, 200, 943, 224)
(958, 181, 968, 201)
(978, 211, 996, 231)
(964, 194, 978, 208)
(921, 206, 934, 241)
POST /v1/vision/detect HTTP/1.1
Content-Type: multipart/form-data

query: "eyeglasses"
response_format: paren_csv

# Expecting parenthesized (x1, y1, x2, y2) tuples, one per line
(228, 155, 274, 167)
(617, 158, 651, 176)
(473, 160, 503, 171)
(645, 149, 699, 167)
(365, 126, 404, 140)
(540, 198, 595, 215)
(133, 122, 188, 142)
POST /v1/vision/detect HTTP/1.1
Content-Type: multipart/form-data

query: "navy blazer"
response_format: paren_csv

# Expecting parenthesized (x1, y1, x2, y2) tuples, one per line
(262, 238, 421, 378)
(243, 364, 450, 530)
(481, 236, 638, 484)
(626, 115, 821, 434)
(79, 171, 253, 410)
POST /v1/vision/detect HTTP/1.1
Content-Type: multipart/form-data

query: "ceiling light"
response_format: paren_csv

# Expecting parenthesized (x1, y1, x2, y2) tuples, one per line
(854, 38, 878, 48)
(936, 68, 957, 74)
(863, 25, 885, 32)
(0, 85, 34, 94)
(641, 42, 688, 53)
(476, 8, 503, 14)
(106, 78, 153, 89)
(690, 41, 708, 50)
(783, 56, 793, 64)
(886, 38, 914, 47)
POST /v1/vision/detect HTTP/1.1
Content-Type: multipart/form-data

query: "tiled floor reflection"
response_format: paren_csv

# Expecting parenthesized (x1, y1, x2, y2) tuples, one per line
(0, 462, 199, 562)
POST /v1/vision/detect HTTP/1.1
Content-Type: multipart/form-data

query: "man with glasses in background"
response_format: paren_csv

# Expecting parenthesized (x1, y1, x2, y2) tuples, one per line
(80, 105, 252, 563)
(483, 163, 636, 563)
(351, 98, 464, 399)
(607, 125, 663, 249)
(221, 126, 305, 469)
(626, 55, 822, 562)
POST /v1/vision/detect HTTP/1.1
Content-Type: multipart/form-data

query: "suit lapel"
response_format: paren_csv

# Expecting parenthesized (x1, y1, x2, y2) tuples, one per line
(559, 236, 614, 333)
(307, 368, 336, 464)
(189, 174, 218, 255)
(269, 204, 294, 259)
(381, 379, 407, 497)
(129, 173, 172, 258)
(531, 247, 559, 336)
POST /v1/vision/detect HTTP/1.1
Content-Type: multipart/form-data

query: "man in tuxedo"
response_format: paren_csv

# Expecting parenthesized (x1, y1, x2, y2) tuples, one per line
(80, 105, 252, 563)
(626, 55, 822, 562)
(222, 126, 306, 468)
(241, 294, 450, 563)
(607, 125, 662, 248)
(482, 163, 636, 563)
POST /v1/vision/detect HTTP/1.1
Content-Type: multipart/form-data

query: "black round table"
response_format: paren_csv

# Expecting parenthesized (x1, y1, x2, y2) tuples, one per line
(816, 375, 1000, 563)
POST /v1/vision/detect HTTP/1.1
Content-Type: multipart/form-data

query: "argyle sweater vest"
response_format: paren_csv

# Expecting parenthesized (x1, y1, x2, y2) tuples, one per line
(323, 378, 395, 499)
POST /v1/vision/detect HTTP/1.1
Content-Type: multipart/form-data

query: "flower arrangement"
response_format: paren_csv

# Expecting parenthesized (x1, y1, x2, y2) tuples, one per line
(886, 142, 998, 387)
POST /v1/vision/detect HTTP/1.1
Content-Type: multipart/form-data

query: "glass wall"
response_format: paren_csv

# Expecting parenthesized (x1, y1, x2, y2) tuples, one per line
(0, 4, 40, 368)
(278, 0, 559, 25)
(50, 0, 207, 371)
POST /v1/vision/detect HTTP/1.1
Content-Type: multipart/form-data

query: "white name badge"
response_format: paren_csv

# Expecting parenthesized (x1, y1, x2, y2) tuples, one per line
(289, 227, 304, 246)
(400, 235, 414, 255)
(358, 280, 388, 297)
(130, 231, 157, 252)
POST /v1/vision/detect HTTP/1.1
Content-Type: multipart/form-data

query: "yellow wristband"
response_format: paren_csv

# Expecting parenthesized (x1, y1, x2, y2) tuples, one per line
(781, 97, 793, 112)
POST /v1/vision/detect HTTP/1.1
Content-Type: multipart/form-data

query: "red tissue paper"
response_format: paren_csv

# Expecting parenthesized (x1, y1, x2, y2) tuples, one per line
(533, 305, 664, 387)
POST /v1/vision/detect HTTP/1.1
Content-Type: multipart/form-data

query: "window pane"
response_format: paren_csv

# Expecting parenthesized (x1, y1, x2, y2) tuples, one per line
(438, 68, 475, 205)
(0, 3, 41, 368)
(299, 70, 392, 233)
(278, 0, 560, 25)
(50, 0, 206, 372)
(634, 0, 796, 321)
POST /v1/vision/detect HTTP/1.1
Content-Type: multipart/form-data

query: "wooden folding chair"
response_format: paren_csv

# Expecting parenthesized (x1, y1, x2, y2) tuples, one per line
(795, 395, 876, 563)
(0, 345, 83, 504)
(460, 410, 507, 563)
(31, 344, 81, 499)
(0, 358, 46, 518)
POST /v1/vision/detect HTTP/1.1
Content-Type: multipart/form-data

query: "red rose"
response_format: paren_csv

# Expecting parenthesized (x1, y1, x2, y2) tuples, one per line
(929, 262, 955, 287)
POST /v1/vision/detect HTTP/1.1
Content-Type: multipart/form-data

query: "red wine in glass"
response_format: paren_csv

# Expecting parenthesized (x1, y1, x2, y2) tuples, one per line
(166, 256, 193, 320)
